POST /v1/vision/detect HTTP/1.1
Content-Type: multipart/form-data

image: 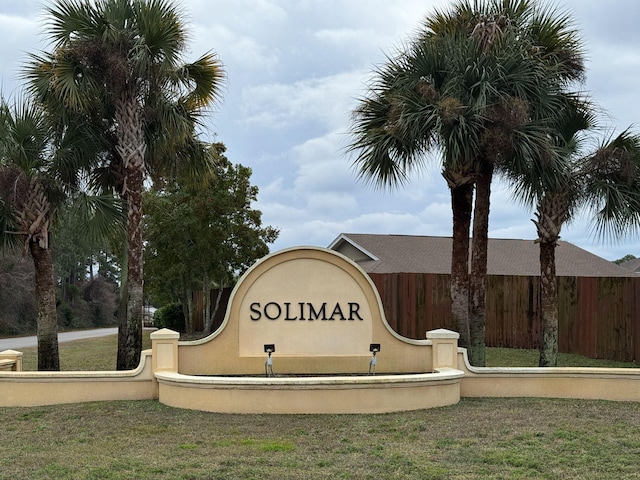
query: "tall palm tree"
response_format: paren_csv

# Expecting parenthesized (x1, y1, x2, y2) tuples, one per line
(0, 96, 115, 370)
(349, 32, 484, 349)
(24, 0, 224, 369)
(517, 96, 591, 367)
(349, 0, 583, 365)
(506, 92, 640, 366)
(534, 129, 640, 366)
(0, 100, 60, 370)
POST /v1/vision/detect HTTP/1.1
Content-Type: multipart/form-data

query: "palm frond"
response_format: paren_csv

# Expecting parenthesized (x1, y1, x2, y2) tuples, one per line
(27, 0, 224, 195)
(175, 53, 226, 109)
(0, 97, 50, 173)
(581, 129, 640, 241)
(528, 1, 585, 82)
(135, 0, 186, 67)
(45, 0, 96, 48)
(67, 192, 125, 245)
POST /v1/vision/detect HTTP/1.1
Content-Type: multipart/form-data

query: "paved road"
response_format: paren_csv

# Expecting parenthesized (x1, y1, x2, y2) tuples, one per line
(0, 327, 119, 351)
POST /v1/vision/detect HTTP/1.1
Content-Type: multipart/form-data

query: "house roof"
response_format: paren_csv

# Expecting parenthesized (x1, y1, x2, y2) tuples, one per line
(619, 257, 640, 274)
(329, 233, 632, 277)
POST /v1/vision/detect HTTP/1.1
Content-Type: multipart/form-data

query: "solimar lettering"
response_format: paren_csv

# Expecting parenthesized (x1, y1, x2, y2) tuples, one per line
(249, 302, 363, 321)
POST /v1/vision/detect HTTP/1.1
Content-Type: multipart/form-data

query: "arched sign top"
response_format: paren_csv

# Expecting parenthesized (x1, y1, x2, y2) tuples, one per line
(231, 247, 382, 356)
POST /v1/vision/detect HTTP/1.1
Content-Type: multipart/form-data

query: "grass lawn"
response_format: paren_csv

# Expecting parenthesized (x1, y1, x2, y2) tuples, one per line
(17, 331, 153, 371)
(486, 347, 639, 369)
(1, 397, 639, 479)
(2, 335, 640, 479)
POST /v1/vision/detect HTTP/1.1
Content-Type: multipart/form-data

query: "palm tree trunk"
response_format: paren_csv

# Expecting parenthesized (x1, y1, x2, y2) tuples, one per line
(116, 244, 129, 370)
(539, 240, 559, 367)
(469, 168, 493, 367)
(534, 192, 568, 367)
(450, 182, 473, 349)
(123, 166, 144, 369)
(30, 240, 60, 371)
(115, 92, 147, 370)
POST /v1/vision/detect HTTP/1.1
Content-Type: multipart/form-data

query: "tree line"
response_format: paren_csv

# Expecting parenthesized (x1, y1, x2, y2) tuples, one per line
(0, 222, 120, 337)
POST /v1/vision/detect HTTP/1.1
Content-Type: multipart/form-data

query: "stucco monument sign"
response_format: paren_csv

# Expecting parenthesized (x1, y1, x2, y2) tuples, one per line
(173, 246, 459, 376)
(148, 246, 464, 413)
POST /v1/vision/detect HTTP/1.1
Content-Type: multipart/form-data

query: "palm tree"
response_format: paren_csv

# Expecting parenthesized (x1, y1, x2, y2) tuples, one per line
(349, 31, 484, 349)
(534, 130, 640, 366)
(0, 100, 60, 370)
(0, 96, 111, 370)
(349, 0, 583, 365)
(24, 0, 224, 369)
(505, 91, 640, 366)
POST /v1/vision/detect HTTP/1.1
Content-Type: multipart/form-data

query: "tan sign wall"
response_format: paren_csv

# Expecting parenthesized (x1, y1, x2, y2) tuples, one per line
(178, 247, 433, 375)
(238, 255, 373, 357)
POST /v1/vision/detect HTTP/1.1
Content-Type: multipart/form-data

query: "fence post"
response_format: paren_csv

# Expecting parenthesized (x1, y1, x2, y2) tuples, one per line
(426, 329, 460, 370)
(151, 328, 180, 373)
(0, 350, 23, 371)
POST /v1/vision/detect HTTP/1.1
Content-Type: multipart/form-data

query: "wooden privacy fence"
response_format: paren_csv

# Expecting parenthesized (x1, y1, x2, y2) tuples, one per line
(369, 273, 640, 363)
(193, 274, 640, 363)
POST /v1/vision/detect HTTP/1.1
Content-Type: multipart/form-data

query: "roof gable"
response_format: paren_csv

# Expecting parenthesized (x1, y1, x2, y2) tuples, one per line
(328, 234, 379, 262)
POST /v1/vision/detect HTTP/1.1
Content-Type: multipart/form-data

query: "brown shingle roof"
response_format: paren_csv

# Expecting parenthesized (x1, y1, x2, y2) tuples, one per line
(620, 257, 640, 274)
(329, 233, 632, 277)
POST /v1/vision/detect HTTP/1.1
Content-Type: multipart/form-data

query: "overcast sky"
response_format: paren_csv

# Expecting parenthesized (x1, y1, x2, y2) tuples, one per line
(2, 1, 640, 260)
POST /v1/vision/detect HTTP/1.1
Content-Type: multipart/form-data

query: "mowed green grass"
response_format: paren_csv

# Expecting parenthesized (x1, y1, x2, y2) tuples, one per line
(486, 347, 639, 369)
(17, 331, 153, 371)
(1, 397, 640, 479)
(2, 335, 640, 479)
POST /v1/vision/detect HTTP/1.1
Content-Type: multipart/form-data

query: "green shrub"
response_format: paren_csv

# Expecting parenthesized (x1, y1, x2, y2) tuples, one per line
(153, 303, 185, 332)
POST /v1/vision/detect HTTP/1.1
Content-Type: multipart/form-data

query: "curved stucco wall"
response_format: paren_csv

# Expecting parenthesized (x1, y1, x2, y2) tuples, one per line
(155, 369, 463, 414)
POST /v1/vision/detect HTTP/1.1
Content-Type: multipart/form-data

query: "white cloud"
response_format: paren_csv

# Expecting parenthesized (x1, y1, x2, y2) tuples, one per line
(292, 134, 353, 190)
(191, 23, 280, 75)
(418, 201, 454, 236)
(314, 28, 374, 45)
(306, 192, 359, 218)
(0, 13, 40, 92)
(240, 70, 364, 130)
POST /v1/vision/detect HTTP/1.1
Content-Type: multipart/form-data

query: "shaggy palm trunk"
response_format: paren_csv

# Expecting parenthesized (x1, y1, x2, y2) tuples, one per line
(115, 93, 147, 370)
(538, 240, 558, 366)
(116, 245, 129, 370)
(534, 193, 567, 367)
(30, 240, 60, 371)
(450, 182, 473, 349)
(123, 166, 144, 369)
(469, 168, 492, 367)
